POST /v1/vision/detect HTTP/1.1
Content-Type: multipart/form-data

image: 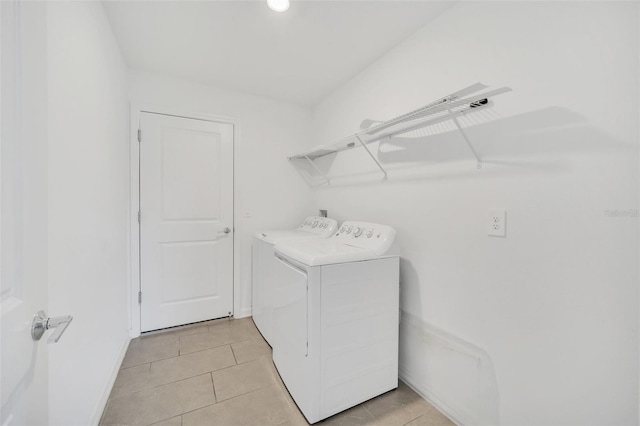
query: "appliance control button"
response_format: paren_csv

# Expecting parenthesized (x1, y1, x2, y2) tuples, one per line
(339, 226, 346, 232)
(312, 221, 318, 228)
(366, 230, 373, 238)
(345, 226, 352, 234)
(353, 227, 363, 237)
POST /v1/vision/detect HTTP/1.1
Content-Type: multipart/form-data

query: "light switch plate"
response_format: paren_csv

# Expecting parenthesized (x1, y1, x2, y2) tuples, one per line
(488, 209, 506, 237)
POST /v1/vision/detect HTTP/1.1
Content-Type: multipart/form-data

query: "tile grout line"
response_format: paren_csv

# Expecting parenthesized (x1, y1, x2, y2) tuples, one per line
(176, 402, 217, 421)
(127, 363, 235, 398)
(215, 382, 282, 406)
(121, 350, 180, 369)
(210, 372, 218, 403)
(229, 343, 239, 365)
(214, 376, 279, 404)
(109, 372, 219, 402)
(402, 413, 425, 426)
(115, 348, 239, 399)
(179, 337, 255, 357)
(107, 373, 219, 426)
(205, 354, 265, 378)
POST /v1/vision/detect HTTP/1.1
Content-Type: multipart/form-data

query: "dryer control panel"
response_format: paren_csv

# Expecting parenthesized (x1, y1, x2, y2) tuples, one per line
(333, 221, 396, 256)
(297, 216, 338, 237)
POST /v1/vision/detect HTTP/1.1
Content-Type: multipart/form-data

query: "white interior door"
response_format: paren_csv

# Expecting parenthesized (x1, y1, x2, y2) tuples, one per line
(140, 112, 234, 332)
(1, 2, 50, 424)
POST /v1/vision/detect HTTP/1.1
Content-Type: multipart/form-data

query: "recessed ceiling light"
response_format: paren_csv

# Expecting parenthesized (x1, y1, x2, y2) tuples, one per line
(267, 0, 289, 12)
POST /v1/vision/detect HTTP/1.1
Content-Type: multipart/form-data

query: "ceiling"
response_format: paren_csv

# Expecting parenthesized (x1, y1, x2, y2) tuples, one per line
(102, 1, 451, 106)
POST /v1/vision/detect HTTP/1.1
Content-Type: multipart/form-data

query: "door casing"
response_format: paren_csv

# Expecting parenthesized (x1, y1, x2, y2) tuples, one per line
(129, 104, 240, 337)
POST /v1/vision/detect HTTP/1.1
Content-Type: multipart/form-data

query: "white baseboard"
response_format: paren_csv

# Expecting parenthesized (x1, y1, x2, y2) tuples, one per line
(399, 367, 462, 426)
(398, 311, 499, 426)
(236, 307, 252, 319)
(89, 334, 131, 425)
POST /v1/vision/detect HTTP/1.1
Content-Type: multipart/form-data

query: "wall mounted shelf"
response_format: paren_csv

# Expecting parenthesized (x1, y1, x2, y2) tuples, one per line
(289, 82, 512, 184)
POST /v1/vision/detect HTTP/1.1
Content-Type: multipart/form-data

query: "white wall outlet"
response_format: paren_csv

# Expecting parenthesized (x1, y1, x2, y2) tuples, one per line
(488, 209, 506, 237)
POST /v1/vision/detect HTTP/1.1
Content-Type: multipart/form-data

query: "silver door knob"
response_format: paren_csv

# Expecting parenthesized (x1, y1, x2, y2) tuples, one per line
(31, 310, 73, 343)
(223, 227, 231, 234)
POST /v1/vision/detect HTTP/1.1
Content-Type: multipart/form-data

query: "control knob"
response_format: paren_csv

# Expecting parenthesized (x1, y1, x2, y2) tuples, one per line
(312, 220, 318, 228)
(366, 230, 373, 238)
(353, 227, 363, 237)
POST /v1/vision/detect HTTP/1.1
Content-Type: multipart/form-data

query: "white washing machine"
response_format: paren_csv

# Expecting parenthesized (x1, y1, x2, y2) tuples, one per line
(272, 221, 399, 424)
(252, 216, 337, 346)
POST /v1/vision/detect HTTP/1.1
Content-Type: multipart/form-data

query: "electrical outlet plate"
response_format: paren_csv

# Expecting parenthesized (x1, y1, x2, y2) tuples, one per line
(488, 209, 506, 237)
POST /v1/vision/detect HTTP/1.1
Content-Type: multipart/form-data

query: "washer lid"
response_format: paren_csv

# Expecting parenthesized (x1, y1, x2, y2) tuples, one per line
(254, 216, 338, 244)
(254, 229, 316, 245)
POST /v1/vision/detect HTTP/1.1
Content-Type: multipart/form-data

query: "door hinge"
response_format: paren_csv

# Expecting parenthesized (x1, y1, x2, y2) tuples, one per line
(137, 129, 141, 142)
(138, 211, 141, 223)
(138, 291, 142, 304)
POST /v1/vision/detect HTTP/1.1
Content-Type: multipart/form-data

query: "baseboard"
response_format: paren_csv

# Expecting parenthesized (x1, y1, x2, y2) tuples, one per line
(89, 334, 131, 425)
(398, 311, 499, 426)
(236, 307, 252, 319)
(399, 367, 462, 426)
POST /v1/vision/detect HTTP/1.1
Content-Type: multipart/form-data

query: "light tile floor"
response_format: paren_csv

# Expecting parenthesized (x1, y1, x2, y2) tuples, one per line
(101, 318, 454, 426)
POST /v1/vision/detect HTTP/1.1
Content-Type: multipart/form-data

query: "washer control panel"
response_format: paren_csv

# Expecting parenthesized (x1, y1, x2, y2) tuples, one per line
(333, 221, 396, 255)
(297, 216, 338, 236)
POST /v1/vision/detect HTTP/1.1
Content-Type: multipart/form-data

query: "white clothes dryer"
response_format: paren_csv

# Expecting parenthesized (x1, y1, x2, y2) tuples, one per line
(272, 221, 399, 424)
(252, 216, 337, 346)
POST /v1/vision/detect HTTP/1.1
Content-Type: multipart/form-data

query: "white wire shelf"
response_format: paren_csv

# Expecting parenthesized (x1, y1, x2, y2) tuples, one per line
(289, 82, 512, 183)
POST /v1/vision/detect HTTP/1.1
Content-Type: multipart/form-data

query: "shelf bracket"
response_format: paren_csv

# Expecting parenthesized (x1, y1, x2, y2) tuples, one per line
(451, 114, 482, 169)
(355, 135, 388, 180)
(304, 155, 331, 185)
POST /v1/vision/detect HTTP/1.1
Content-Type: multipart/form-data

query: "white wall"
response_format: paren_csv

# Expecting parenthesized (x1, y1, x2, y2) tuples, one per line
(309, 2, 639, 425)
(128, 70, 314, 319)
(47, 2, 130, 425)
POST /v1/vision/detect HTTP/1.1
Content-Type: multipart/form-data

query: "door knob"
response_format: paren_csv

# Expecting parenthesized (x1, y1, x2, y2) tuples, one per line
(31, 311, 73, 343)
(223, 227, 231, 234)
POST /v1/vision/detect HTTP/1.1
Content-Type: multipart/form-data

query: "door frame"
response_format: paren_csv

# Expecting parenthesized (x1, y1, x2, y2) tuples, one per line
(128, 104, 240, 337)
